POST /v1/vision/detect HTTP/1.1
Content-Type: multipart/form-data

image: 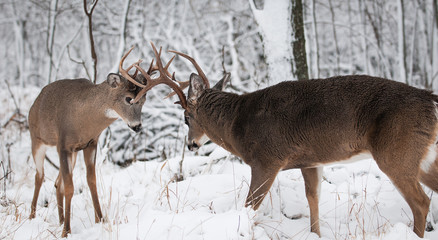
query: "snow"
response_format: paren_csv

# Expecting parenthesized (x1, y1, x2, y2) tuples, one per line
(1, 87, 438, 240)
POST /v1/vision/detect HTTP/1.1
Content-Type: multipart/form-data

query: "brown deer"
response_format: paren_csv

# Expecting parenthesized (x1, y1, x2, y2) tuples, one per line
(28, 43, 182, 237)
(162, 50, 438, 238)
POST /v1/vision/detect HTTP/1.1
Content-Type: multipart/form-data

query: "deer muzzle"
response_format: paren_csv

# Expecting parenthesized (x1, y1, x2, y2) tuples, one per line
(187, 141, 199, 151)
(129, 123, 142, 133)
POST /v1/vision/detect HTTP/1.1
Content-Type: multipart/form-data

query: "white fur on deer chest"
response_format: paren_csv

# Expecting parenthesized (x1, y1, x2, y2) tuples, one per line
(105, 109, 120, 119)
(420, 144, 437, 173)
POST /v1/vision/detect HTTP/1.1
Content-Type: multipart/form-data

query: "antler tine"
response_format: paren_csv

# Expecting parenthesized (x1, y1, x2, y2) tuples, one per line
(165, 80, 190, 98)
(147, 59, 155, 74)
(168, 49, 210, 89)
(147, 55, 175, 79)
(132, 68, 139, 79)
(119, 46, 147, 88)
(165, 55, 175, 72)
(147, 43, 174, 78)
(151, 42, 165, 73)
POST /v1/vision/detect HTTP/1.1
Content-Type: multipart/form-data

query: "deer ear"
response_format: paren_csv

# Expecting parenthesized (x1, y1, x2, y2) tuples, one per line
(188, 73, 206, 103)
(212, 72, 231, 91)
(107, 73, 122, 88)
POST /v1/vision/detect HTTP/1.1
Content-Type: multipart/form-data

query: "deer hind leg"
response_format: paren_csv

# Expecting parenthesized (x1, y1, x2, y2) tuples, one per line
(55, 172, 64, 224)
(54, 151, 77, 225)
(29, 142, 47, 219)
(301, 167, 323, 237)
(58, 148, 75, 238)
(376, 154, 430, 238)
(83, 142, 103, 223)
(245, 163, 281, 210)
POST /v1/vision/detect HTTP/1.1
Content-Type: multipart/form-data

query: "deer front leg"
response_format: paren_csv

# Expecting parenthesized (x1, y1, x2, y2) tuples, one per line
(245, 163, 281, 210)
(83, 141, 103, 223)
(301, 167, 323, 237)
(58, 148, 74, 238)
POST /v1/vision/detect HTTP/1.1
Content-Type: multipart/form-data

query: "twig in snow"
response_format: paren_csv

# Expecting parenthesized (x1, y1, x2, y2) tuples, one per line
(4, 79, 20, 115)
(45, 156, 59, 170)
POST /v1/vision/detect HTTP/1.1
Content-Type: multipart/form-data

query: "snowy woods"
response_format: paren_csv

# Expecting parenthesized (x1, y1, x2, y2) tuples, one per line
(1, 0, 438, 239)
(2, 0, 437, 162)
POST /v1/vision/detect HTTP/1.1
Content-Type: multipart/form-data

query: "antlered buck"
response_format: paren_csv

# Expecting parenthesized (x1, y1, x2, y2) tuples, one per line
(28, 43, 181, 237)
(162, 50, 438, 238)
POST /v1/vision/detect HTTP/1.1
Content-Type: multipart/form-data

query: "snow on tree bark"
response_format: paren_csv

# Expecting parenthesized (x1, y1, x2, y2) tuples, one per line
(248, 0, 294, 85)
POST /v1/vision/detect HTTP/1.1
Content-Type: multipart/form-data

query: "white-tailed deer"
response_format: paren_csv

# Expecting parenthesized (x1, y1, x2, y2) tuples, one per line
(163, 50, 438, 238)
(28, 43, 181, 237)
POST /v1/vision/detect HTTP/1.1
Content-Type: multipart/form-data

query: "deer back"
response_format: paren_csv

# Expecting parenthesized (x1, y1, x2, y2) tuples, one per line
(192, 75, 438, 168)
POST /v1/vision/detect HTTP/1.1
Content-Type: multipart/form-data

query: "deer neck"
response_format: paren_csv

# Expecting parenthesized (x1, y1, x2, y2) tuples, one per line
(196, 89, 241, 154)
(78, 83, 117, 138)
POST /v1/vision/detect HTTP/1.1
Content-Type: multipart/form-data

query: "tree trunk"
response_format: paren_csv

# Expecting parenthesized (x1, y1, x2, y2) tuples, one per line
(328, 0, 340, 75)
(397, 0, 407, 84)
(291, 0, 309, 80)
(83, 0, 99, 84)
(248, 0, 294, 86)
(433, 0, 438, 89)
(348, 0, 355, 74)
(310, 0, 320, 78)
(111, 0, 132, 74)
(11, 3, 25, 89)
(47, 0, 59, 84)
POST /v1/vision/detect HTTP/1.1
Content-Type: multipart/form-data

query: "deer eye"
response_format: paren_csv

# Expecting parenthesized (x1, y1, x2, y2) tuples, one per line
(184, 116, 190, 126)
(125, 97, 133, 105)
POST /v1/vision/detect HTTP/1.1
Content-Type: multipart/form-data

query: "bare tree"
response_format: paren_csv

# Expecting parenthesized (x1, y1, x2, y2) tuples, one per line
(46, 0, 59, 84)
(83, 0, 99, 84)
(398, 0, 407, 83)
(291, 0, 309, 80)
(359, 0, 370, 74)
(328, 0, 340, 75)
(310, 0, 320, 78)
(111, 0, 132, 74)
(11, 2, 25, 88)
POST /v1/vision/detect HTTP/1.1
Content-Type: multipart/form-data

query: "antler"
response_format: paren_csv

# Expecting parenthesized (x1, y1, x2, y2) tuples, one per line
(118, 42, 188, 109)
(119, 46, 146, 88)
(168, 49, 210, 89)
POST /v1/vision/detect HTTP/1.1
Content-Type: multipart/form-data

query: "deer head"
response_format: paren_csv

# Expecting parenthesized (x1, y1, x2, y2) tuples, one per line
(184, 72, 230, 151)
(105, 73, 146, 132)
(164, 49, 231, 151)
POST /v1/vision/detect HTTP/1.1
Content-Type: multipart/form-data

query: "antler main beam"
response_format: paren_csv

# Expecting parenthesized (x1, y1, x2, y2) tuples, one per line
(168, 49, 210, 89)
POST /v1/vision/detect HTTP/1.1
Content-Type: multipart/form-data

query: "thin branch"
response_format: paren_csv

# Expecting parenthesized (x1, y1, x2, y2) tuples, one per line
(83, 0, 99, 83)
(67, 45, 92, 80)
(5, 79, 20, 114)
(221, 46, 226, 74)
(45, 156, 59, 170)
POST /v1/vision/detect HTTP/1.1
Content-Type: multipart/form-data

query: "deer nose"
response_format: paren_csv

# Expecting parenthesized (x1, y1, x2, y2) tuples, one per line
(130, 124, 142, 133)
(188, 142, 199, 151)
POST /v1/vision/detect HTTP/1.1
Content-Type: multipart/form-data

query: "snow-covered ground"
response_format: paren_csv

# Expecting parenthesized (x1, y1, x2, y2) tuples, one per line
(2, 87, 438, 240)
